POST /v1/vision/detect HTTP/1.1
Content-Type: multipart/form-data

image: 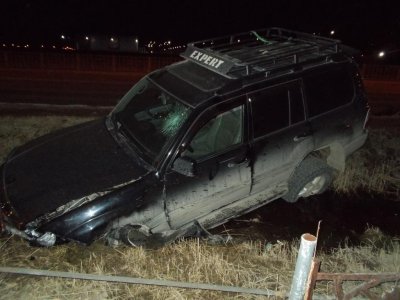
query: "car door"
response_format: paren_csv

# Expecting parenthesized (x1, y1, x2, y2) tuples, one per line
(249, 79, 314, 199)
(303, 64, 357, 156)
(164, 97, 251, 230)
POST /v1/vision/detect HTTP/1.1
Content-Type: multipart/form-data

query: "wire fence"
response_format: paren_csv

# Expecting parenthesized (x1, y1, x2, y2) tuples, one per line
(362, 64, 400, 81)
(0, 51, 181, 74)
(1, 50, 400, 81)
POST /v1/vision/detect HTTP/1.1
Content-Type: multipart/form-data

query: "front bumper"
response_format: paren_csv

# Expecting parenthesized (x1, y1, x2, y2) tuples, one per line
(0, 165, 56, 247)
(1, 218, 56, 247)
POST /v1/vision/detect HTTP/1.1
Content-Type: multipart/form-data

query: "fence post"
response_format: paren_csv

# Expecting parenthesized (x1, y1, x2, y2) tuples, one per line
(289, 233, 317, 300)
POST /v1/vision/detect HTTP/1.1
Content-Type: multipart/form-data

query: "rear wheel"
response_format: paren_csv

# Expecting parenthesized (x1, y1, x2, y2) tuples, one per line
(283, 157, 334, 203)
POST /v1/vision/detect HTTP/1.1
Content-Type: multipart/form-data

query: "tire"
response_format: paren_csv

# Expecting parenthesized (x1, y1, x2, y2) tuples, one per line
(282, 157, 334, 203)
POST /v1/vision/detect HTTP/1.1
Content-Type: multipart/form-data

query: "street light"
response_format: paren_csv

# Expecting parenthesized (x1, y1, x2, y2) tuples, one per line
(330, 30, 335, 36)
(377, 49, 400, 59)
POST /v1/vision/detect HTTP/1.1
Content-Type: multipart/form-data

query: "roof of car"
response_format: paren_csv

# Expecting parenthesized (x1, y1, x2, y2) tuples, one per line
(180, 27, 350, 80)
(154, 27, 356, 108)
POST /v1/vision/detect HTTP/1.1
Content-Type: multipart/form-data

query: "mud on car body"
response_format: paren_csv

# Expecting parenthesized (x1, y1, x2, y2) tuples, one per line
(0, 28, 369, 247)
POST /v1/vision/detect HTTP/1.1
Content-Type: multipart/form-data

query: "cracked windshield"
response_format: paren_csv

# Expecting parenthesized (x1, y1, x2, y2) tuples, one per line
(113, 79, 191, 163)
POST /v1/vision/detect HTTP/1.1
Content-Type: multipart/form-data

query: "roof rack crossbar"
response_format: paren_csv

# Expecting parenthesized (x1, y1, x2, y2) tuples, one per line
(241, 43, 317, 63)
(229, 42, 301, 61)
(238, 45, 321, 73)
(181, 27, 342, 78)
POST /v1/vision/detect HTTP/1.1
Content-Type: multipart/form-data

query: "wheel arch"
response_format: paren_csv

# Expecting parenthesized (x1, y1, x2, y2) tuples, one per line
(308, 142, 346, 172)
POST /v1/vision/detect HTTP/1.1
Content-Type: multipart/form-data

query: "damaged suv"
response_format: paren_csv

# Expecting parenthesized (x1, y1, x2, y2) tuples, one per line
(0, 28, 369, 247)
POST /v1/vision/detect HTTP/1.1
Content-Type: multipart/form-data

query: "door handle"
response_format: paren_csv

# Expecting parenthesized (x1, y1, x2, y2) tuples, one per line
(228, 158, 249, 168)
(293, 132, 311, 142)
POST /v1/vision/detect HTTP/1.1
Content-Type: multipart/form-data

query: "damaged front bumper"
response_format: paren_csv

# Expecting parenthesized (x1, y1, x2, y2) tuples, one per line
(0, 216, 57, 247)
(0, 172, 56, 247)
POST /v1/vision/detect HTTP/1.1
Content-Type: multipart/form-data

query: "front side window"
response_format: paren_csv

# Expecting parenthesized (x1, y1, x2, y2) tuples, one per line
(184, 106, 243, 160)
(112, 78, 192, 164)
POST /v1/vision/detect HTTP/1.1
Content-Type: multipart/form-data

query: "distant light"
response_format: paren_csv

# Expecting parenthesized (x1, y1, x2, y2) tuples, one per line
(85, 36, 89, 40)
(41, 45, 44, 48)
(11, 43, 14, 47)
(378, 51, 385, 58)
(52, 45, 56, 49)
(237, 39, 241, 43)
(168, 40, 171, 45)
(330, 30, 335, 35)
(135, 38, 138, 43)
(110, 37, 115, 42)
(61, 35, 65, 39)
(2, 44, 5, 47)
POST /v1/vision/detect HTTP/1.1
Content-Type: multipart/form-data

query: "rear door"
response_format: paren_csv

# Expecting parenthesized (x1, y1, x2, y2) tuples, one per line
(248, 79, 314, 198)
(303, 64, 356, 151)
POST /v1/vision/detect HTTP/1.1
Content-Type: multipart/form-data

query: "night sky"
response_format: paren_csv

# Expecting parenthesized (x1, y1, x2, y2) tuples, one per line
(1, 0, 399, 53)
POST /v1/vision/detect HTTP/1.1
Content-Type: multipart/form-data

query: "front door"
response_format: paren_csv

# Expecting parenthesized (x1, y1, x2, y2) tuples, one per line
(164, 99, 251, 230)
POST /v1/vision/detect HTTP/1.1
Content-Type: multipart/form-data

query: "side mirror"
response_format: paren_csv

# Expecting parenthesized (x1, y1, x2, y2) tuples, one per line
(172, 156, 197, 177)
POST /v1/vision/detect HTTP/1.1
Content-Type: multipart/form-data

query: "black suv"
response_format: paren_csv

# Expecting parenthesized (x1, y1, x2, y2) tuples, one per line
(0, 28, 369, 247)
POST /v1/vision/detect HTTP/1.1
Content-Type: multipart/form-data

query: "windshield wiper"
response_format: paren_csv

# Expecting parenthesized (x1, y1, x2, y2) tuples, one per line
(116, 121, 144, 155)
(106, 115, 153, 169)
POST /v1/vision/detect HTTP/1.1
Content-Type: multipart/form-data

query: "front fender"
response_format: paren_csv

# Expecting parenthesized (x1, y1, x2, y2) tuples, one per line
(40, 182, 147, 244)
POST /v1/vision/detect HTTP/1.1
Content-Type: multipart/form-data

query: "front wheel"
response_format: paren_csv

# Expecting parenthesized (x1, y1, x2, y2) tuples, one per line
(283, 157, 334, 203)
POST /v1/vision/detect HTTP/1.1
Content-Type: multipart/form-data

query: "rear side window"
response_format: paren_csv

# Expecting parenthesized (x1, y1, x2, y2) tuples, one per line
(249, 81, 304, 138)
(304, 66, 355, 117)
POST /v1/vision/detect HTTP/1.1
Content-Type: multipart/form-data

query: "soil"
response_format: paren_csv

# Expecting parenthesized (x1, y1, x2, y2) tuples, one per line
(213, 191, 400, 250)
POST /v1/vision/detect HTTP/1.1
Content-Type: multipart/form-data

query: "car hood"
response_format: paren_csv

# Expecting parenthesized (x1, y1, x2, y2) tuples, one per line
(2, 118, 150, 223)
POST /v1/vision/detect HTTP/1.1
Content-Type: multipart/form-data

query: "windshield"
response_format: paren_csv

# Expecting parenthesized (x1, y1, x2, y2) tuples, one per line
(111, 78, 192, 165)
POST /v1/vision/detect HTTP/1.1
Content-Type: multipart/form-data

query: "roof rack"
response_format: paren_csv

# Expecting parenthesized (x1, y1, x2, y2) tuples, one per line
(181, 27, 343, 79)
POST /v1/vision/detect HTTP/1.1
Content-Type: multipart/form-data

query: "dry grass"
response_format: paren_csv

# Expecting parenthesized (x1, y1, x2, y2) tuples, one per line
(0, 237, 295, 299)
(0, 115, 95, 163)
(0, 232, 399, 299)
(333, 129, 400, 195)
(315, 227, 400, 297)
(0, 115, 399, 299)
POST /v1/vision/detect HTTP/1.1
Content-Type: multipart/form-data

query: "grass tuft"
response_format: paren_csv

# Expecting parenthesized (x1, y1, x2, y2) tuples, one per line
(333, 129, 400, 195)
